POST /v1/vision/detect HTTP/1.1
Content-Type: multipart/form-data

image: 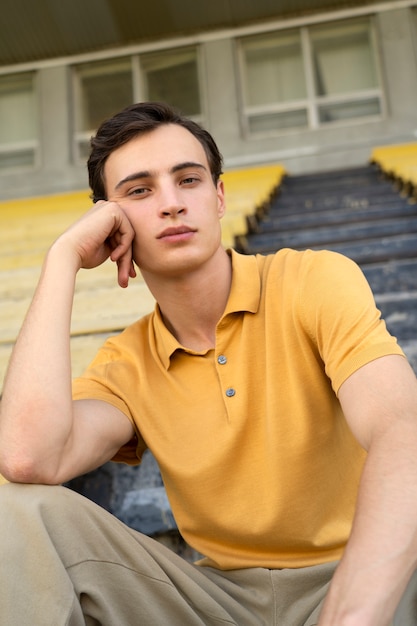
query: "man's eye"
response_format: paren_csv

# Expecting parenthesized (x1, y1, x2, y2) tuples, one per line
(181, 176, 199, 185)
(129, 187, 148, 196)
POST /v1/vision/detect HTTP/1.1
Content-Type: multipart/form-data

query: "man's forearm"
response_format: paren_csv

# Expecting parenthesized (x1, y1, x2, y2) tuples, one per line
(319, 423, 417, 625)
(0, 242, 80, 483)
(0, 201, 136, 483)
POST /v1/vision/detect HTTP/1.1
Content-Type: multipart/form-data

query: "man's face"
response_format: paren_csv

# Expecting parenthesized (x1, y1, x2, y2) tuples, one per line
(104, 124, 225, 279)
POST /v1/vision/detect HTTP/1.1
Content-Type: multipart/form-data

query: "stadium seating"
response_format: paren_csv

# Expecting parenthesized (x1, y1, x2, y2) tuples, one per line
(370, 142, 417, 200)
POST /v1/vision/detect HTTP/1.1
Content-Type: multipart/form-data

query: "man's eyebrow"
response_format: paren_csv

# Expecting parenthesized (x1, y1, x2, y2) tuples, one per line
(115, 170, 151, 190)
(114, 162, 207, 191)
(171, 161, 207, 174)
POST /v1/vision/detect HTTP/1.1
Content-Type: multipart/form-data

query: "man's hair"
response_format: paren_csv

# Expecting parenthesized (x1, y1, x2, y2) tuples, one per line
(87, 101, 223, 202)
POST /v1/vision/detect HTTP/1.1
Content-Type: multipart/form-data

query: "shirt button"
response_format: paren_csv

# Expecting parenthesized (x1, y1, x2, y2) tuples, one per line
(217, 355, 227, 365)
(225, 388, 236, 397)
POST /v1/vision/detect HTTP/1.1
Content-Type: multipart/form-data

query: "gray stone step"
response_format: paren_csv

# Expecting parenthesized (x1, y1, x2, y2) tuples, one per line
(252, 202, 417, 233)
(239, 232, 417, 265)
(281, 165, 384, 186)
(243, 217, 417, 251)
(271, 193, 409, 214)
(362, 259, 417, 294)
(278, 174, 393, 194)
(271, 166, 402, 212)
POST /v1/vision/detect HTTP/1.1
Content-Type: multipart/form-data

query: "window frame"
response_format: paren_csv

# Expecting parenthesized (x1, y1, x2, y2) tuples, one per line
(236, 16, 385, 139)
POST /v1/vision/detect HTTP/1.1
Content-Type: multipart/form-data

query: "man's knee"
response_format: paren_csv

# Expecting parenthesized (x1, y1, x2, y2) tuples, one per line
(0, 483, 105, 571)
(0, 481, 71, 507)
(0, 483, 84, 532)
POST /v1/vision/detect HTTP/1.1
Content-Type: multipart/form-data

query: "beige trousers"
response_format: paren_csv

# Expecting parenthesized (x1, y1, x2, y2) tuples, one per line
(0, 483, 415, 625)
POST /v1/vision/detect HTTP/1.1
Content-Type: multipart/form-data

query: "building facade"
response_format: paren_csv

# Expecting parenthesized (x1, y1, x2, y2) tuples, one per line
(1, 0, 417, 200)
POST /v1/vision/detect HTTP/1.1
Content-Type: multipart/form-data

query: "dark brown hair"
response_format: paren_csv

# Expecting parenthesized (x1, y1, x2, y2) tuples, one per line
(87, 101, 223, 202)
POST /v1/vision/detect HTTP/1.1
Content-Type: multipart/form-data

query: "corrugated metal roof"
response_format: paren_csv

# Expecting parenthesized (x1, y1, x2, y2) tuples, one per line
(0, 0, 398, 67)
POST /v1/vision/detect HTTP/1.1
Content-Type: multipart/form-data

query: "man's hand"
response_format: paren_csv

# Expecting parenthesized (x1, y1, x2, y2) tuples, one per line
(55, 200, 137, 288)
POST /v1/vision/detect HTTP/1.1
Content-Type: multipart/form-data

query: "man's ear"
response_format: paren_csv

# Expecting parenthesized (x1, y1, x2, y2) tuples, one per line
(216, 179, 226, 218)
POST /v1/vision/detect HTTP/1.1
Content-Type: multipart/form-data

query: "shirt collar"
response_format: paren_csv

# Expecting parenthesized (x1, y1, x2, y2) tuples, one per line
(153, 249, 261, 369)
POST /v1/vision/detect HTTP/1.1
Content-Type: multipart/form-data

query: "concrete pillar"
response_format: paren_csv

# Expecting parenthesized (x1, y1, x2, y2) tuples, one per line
(377, 7, 417, 131)
(38, 65, 72, 172)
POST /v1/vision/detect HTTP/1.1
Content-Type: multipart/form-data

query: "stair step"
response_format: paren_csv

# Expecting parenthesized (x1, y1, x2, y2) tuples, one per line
(362, 259, 417, 294)
(281, 175, 390, 192)
(242, 217, 417, 251)
(272, 187, 405, 209)
(281, 165, 380, 183)
(237, 233, 417, 266)
(253, 202, 417, 232)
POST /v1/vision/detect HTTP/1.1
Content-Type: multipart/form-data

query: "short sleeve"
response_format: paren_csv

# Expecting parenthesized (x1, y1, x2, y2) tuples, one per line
(298, 251, 404, 394)
(72, 336, 147, 465)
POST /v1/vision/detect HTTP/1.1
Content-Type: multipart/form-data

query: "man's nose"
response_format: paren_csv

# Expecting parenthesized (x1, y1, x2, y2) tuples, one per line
(159, 187, 186, 217)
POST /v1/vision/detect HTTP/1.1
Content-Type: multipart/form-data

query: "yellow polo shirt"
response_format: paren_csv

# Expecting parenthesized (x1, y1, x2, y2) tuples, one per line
(73, 249, 404, 570)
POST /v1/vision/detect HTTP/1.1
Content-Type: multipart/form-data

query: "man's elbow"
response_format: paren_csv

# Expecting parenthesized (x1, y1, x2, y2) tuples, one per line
(0, 451, 61, 485)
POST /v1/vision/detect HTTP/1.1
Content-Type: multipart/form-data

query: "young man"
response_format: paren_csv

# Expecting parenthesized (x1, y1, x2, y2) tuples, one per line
(0, 101, 417, 625)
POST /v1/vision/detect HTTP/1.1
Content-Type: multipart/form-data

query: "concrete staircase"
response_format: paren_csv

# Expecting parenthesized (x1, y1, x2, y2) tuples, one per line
(235, 165, 417, 373)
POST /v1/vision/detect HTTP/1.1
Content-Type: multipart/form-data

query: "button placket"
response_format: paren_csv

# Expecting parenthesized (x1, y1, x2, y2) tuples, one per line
(216, 352, 235, 398)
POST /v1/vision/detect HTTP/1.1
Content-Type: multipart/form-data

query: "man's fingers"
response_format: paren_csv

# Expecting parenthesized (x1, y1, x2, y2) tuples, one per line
(116, 255, 136, 288)
(58, 201, 136, 282)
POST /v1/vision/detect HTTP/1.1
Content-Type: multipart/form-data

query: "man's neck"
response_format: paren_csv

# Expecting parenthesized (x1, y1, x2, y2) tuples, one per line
(143, 248, 232, 351)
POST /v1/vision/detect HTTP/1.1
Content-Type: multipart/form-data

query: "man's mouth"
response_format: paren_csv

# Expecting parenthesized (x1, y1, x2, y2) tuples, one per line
(157, 225, 196, 240)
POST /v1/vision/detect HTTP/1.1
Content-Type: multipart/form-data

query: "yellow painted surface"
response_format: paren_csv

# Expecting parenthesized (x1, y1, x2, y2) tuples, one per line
(370, 143, 417, 187)
(221, 164, 286, 246)
(0, 191, 91, 272)
(370, 142, 417, 163)
(223, 164, 286, 214)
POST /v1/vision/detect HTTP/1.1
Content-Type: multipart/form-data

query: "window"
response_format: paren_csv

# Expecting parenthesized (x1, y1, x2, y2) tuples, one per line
(310, 20, 381, 123)
(73, 47, 203, 161)
(73, 58, 133, 159)
(140, 47, 202, 119)
(240, 30, 308, 134)
(0, 72, 38, 170)
(238, 17, 383, 136)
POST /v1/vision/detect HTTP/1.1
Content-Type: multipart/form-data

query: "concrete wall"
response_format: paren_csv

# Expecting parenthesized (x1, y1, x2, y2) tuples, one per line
(1, 5, 417, 200)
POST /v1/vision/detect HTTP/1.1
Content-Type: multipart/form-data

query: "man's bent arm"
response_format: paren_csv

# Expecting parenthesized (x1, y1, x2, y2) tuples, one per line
(318, 355, 417, 625)
(0, 203, 136, 484)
